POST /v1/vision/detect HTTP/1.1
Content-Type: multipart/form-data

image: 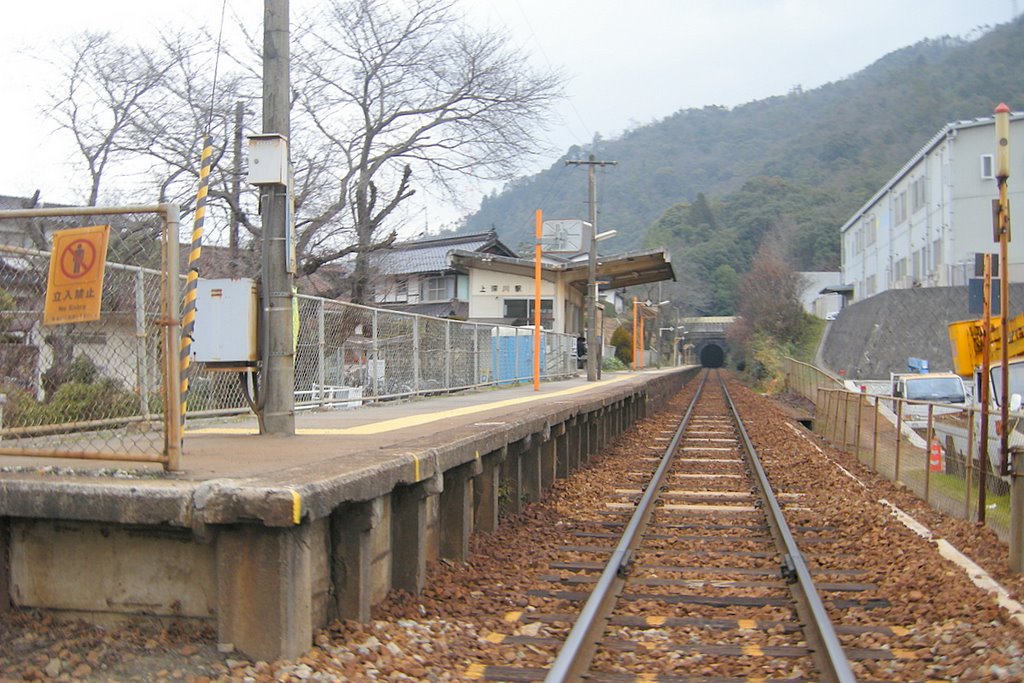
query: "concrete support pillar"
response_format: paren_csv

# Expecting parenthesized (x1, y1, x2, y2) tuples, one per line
(522, 436, 543, 502)
(216, 523, 313, 662)
(440, 459, 482, 562)
(0, 517, 9, 612)
(541, 436, 556, 490)
(391, 475, 439, 594)
(589, 414, 599, 460)
(555, 424, 570, 478)
(568, 418, 582, 470)
(474, 448, 504, 533)
(501, 440, 524, 516)
(330, 499, 382, 622)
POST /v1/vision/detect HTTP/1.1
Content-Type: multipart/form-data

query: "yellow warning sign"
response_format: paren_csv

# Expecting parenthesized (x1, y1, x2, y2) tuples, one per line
(43, 225, 111, 325)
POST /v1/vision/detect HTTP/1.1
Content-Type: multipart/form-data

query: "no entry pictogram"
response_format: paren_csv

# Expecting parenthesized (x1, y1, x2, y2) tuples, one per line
(57, 238, 98, 283)
(44, 225, 111, 325)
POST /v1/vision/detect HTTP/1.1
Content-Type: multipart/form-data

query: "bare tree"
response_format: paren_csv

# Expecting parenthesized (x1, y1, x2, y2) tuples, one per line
(43, 32, 174, 206)
(36, 3, 562, 304)
(292, 0, 563, 302)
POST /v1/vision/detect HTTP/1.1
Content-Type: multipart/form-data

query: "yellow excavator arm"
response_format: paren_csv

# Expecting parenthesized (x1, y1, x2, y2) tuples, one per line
(948, 312, 1024, 376)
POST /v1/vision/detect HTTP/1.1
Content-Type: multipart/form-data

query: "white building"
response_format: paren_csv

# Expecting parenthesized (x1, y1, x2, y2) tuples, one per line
(840, 113, 1024, 303)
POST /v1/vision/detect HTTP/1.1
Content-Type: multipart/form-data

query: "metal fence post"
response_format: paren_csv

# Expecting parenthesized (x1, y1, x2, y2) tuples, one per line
(372, 309, 379, 397)
(854, 391, 863, 461)
(445, 319, 452, 390)
(841, 391, 850, 451)
(317, 298, 326, 409)
(966, 411, 976, 519)
(895, 400, 904, 482)
(413, 316, 421, 393)
(134, 267, 151, 420)
(163, 203, 182, 471)
(473, 323, 480, 385)
(925, 403, 935, 502)
(872, 396, 879, 472)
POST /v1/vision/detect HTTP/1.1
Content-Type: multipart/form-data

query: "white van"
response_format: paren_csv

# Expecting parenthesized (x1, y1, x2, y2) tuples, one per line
(890, 372, 968, 426)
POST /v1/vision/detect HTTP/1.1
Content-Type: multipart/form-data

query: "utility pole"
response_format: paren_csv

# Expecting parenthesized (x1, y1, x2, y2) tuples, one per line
(231, 100, 243, 266)
(262, 0, 295, 434)
(566, 154, 617, 382)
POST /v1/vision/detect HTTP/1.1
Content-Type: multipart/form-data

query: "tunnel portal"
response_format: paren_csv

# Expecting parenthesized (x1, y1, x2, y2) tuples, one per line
(699, 343, 725, 368)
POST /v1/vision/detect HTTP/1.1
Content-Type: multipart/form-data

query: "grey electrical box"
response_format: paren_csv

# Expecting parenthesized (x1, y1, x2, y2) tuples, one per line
(192, 278, 259, 365)
(247, 133, 289, 185)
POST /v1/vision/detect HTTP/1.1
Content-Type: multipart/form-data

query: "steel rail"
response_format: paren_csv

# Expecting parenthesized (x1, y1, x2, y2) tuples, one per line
(717, 371, 858, 683)
(543, 370, 710, 683)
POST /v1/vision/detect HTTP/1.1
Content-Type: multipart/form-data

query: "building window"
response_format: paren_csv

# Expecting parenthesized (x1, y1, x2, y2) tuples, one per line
(932, 238, 942, 270)
(424, 276, 448, 301)
(911, 177, 926, 213)
(893, 190, 908, 224)
(503, 298, 553, 326)
(396, 278, 408, 302)
(865, 214, 876, 246)
(981, 154, 994, 179)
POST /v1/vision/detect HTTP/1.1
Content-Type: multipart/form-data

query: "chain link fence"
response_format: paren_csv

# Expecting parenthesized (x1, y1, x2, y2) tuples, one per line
(1, 206, 576, 468)
(189, 295, 577, 413)
(0, 205, 180, 467)
(784, 358, 1018, 544)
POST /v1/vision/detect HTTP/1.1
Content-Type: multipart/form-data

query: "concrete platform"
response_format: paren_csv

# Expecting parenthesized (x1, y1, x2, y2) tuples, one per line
(0, 367, 697, 661)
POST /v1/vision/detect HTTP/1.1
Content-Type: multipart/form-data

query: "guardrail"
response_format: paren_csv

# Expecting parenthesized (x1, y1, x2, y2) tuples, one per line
(784, 358, 1018, 544)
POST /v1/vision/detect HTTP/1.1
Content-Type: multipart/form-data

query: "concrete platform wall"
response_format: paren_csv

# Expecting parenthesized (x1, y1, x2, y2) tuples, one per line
(0, 368, 698, 661)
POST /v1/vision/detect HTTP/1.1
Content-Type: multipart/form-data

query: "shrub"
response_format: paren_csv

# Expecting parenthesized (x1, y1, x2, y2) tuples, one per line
(602, 355, 627, 371)
(610, 325, 633, 364)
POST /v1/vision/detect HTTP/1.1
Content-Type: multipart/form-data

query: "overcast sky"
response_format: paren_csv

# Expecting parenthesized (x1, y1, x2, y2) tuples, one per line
(0, 0, 1016, 229)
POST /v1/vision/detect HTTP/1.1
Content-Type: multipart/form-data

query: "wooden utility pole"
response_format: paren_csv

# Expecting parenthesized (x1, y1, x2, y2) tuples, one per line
(565, 154, 617, 382)
(262, 0, 295, 434)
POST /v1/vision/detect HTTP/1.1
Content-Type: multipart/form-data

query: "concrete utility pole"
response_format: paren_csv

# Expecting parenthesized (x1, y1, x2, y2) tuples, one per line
(230, 100, 243, 265)
(566, 154, 617, 382)
(262, 0, 295, 434)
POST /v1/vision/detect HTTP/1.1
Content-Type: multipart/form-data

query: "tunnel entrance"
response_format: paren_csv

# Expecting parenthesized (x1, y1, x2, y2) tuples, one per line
(700, 343, 725, 368)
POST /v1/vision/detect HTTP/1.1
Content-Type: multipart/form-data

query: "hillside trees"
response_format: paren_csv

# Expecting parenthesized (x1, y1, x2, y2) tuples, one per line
(728, 239, 815, 385)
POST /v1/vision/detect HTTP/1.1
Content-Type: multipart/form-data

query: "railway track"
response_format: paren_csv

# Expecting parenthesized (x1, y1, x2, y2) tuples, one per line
(469, 370, 919, 683)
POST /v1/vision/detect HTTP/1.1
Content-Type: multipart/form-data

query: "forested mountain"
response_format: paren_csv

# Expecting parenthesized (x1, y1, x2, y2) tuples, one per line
(454, 17, 1024, 315)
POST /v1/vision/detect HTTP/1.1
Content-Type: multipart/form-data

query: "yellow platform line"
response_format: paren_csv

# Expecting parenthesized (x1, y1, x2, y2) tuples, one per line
(190, 375, 632, 436)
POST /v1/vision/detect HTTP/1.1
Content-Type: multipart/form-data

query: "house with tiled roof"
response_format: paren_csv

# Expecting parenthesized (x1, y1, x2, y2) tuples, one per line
(369, 231, 517, 319)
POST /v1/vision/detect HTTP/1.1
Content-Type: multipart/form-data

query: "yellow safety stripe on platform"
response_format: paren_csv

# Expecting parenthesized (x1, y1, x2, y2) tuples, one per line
(464, 663, 486, 679)
(190, 375, 632, 435)
(291, 489, 302, 524)
(504, 611, 522, 622)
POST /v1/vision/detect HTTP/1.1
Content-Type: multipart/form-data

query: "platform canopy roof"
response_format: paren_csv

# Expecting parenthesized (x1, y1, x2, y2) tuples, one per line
(449, 248, 675, 291)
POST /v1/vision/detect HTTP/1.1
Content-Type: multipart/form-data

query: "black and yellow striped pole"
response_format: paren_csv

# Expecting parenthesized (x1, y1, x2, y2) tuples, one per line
(179, 135, 213, 425)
